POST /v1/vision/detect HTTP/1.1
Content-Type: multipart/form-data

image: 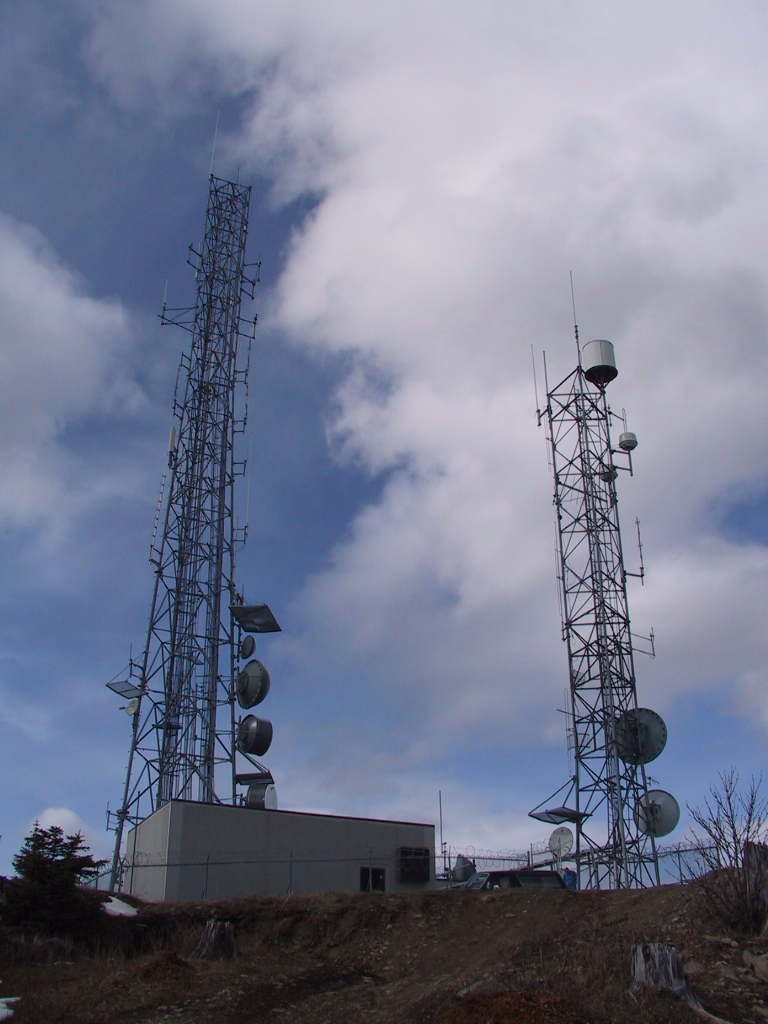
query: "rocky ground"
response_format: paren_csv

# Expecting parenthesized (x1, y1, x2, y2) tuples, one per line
(2, 882, 768, 1023)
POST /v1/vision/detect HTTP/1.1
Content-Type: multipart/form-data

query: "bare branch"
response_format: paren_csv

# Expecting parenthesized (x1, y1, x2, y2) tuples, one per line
(686, 770, 768, 934)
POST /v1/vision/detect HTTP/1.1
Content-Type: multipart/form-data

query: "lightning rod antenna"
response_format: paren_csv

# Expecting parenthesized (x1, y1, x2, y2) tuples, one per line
(570, 271, 581, 361)
(531, 344, 542, 425)
(635, 517, 645, 585)
(209, 111, 220, 177)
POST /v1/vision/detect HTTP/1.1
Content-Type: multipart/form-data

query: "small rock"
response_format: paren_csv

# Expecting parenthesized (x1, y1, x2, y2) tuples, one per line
(457, 974, 505, 997)
(745, 951, 768, 983)
(706, 935, 739, 947)
(685, 960, 704, 978)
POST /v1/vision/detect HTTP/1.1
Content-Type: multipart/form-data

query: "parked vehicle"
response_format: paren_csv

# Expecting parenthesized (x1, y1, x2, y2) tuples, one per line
(463, 869, 566, 890)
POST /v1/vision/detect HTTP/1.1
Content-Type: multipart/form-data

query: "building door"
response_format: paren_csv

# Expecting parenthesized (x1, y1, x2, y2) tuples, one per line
(360, 866, 385, 892)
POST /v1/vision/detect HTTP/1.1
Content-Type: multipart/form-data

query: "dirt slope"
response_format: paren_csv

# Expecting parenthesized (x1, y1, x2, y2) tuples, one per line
(2, 883, 768, 1023)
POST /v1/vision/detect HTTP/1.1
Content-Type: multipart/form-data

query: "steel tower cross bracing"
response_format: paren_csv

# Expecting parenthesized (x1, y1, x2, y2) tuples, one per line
(109, 176, 260, 887)
(532, 338, 662, 889)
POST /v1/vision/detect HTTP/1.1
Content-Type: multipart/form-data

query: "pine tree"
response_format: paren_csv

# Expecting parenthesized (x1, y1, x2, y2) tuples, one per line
(3, 824, 105, 935)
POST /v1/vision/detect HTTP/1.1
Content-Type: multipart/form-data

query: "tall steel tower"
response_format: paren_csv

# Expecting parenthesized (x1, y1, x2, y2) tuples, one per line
(107, 176, 280, 889)
(530, 333, 678, 889)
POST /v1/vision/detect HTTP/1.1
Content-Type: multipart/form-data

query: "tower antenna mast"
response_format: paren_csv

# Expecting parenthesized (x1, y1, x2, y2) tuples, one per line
(529, 330, 677, 888)
(107, 176, 279, 889)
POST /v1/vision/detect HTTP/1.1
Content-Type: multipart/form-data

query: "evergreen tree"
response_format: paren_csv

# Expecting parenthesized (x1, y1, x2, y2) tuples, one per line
(3, 824, 105, 935)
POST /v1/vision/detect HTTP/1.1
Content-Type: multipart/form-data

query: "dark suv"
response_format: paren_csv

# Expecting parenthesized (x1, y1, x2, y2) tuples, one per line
(463, 869, 566, 890)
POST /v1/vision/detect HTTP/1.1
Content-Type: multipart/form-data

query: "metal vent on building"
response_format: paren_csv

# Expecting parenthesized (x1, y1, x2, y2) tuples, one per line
(397, 846, 431, 884)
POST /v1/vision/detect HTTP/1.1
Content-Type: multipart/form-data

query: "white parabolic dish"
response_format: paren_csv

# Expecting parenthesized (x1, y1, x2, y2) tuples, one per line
(548, 825, 574, 856)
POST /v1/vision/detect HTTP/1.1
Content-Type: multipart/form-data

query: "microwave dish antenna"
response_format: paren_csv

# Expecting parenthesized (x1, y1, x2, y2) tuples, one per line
(548, 826, 574, 857)
(237, 714, 273, 757)
(634, 790, 680, 839)
(614, 708, 667, 765)
(237, 659, 271, 708)
(246, 779, 278, 810)
(239, 635, 256, 660)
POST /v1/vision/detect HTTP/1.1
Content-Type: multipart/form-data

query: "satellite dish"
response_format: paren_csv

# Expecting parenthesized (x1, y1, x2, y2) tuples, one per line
(125, 698, 139, 716)
(239, 635, 255, 660)
(451, 855, 476, 883)
(634, 789, 680, 838)
(615, 708, 667, 765)
(548, 826, 574, 857)
(237, 660, 270, 709)
(237, 715, 273, 757)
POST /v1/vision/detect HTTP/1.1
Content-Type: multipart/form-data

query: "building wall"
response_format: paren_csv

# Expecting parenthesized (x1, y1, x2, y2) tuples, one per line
(124, 800, 435, 901)
(124, 801, 172, 901)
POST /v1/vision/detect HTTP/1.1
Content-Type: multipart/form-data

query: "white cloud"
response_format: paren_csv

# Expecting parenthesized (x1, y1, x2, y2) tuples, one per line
(84, 1, 768, 842)
(0, 213, 144, 568)
(26, 807, 112, 862)
(0, 684, 53, 740)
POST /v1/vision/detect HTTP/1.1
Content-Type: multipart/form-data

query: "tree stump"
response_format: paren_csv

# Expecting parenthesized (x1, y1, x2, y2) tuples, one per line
(631, 944, 731, 1024)
(193, 919, 237, 959)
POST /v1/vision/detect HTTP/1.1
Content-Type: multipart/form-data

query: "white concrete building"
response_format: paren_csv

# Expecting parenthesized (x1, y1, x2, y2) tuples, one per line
(123, 800, 435, 901)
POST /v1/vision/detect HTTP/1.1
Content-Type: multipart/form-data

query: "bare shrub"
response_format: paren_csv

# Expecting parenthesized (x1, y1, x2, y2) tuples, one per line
(687, 768, 768, 934)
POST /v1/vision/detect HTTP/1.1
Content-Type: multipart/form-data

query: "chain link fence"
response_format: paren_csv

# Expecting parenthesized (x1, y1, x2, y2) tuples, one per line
(439, 841, 712, 885)
(88, 840, 711, 894)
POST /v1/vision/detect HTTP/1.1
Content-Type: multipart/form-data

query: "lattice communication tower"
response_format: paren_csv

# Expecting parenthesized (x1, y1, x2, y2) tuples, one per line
(107, 176, 281, 889)
(530, 333, 678, 889)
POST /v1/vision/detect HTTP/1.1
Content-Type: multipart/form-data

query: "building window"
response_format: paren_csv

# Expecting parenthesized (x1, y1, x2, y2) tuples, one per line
(360, 866, 385, 892)
(397, 847, 431, 883)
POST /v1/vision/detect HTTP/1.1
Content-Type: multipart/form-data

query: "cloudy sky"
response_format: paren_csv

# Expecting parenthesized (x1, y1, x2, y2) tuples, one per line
(1, 0, 767, 875)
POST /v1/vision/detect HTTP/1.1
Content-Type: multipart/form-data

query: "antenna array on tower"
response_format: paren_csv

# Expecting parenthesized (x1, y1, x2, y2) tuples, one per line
(530, 335, 677, 889)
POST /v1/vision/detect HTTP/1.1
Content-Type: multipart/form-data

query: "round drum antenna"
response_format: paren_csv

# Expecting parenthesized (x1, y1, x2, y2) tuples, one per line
(237, 715, 273, 757)
(237, 659, 270, 709)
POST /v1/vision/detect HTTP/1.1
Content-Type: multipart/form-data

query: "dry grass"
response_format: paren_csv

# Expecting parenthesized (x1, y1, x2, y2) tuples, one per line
(432, 990, 583, 1024)
(1, 883, 767, 1023)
